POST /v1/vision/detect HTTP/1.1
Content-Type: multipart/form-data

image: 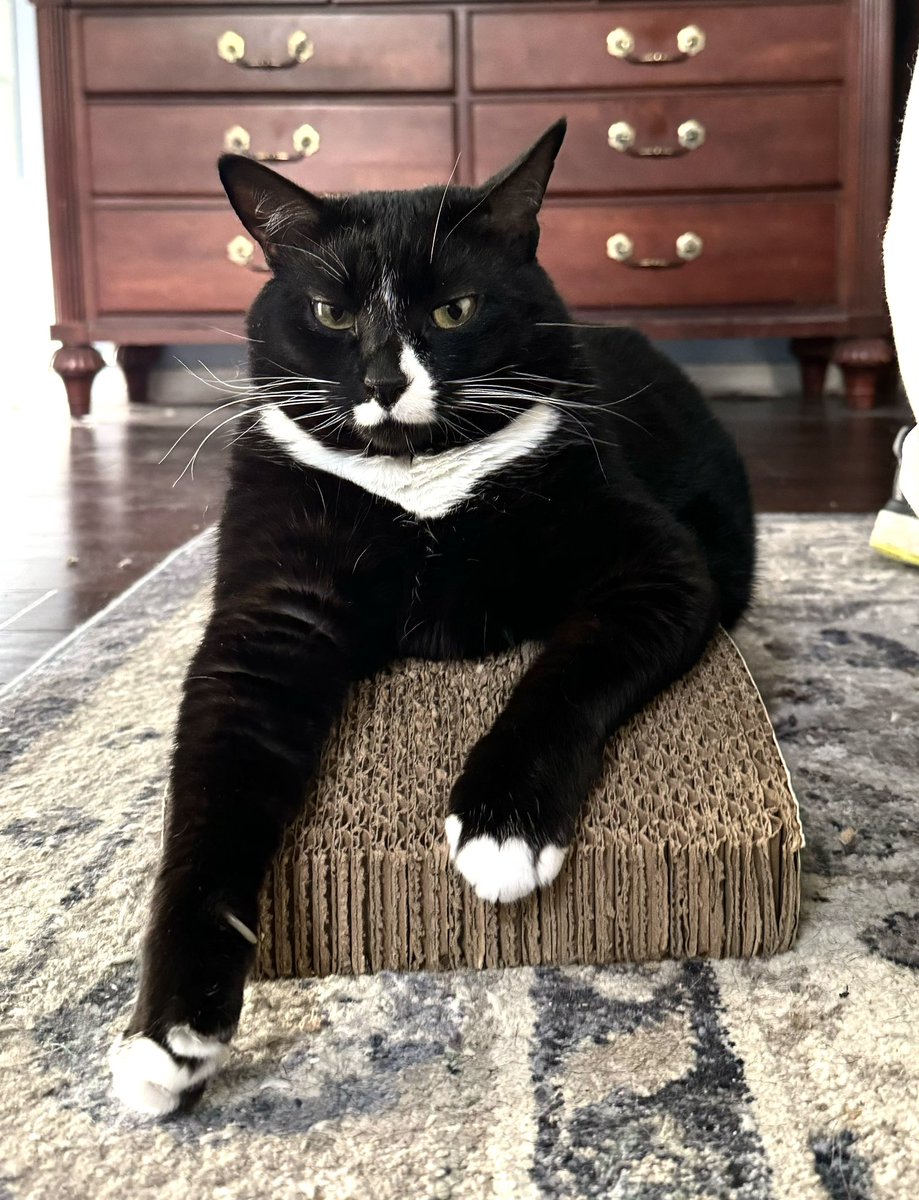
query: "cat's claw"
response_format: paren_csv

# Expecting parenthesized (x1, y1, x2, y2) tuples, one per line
(109, 1026, 229, 1116)
(445, 815, 566, 903)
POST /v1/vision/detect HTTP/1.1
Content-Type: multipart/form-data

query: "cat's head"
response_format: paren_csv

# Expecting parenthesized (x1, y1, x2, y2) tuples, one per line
(218, 120, 582, 457)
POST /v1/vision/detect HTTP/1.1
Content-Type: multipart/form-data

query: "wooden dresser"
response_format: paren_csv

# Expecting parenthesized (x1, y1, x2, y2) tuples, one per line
(33, 0, 894, 417)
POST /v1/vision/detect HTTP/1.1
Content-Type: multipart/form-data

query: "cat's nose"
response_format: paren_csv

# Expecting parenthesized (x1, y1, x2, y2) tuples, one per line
(364, 374, 407, 411)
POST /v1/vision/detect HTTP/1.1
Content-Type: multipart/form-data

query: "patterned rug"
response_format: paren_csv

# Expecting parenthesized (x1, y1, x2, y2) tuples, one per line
(0, 515, 917, 1200)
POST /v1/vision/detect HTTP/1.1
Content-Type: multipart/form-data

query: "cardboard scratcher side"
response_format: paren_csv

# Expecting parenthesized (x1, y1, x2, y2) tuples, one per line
(255, 630, 802, 978)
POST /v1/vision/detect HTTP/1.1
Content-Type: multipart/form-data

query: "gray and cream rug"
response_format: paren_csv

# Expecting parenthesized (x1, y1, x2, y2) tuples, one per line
(0, 515, 917, 1200)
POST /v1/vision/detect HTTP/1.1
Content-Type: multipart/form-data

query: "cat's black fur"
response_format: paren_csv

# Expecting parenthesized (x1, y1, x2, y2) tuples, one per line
(116, 121, 753, 1113)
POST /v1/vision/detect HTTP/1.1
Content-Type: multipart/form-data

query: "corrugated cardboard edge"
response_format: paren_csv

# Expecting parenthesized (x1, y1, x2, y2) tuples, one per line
(726, 629, 804, 847)
(255, 633, 802, 978)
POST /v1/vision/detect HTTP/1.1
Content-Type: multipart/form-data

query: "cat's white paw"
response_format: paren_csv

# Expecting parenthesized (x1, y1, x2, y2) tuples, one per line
(445, 815, 566, 903)
(109, 1027, 229, 1116)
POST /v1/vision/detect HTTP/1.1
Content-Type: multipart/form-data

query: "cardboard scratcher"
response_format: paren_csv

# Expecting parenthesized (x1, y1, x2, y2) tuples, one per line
(255, 630, 802, 978)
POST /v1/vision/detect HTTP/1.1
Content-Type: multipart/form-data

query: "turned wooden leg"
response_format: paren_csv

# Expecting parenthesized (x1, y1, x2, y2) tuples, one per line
(832, 338, 895, 411)
(116, 344, 163, 405)
(790, 337, 835, 400)
(52, 344, 105, 419)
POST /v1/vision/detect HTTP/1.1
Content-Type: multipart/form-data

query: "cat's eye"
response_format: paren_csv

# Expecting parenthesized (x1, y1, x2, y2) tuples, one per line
(431, 296, 478, 330)
(313, 300, 355, 331)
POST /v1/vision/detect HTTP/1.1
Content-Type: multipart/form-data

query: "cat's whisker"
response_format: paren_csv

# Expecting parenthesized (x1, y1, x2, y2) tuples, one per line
(543, 396, 651, 436)
(216, 377, 334, 391)
(447, 364, 522, 385)
(173, 406, 272, 485)
(455, 369, 595, 393)
(533, 321, 608, 330)
(196, 360, 240, 391)
(271, 240, 347, 285)
(222, 404, 342, 452)
(454, 399, 527, 417)
(171, 359, 241, 395)
(174, 360, 335, 399)
(171, 396, 338, 484)
(204, 325, 265, 344)
(430, 151, 462, 264)
(222, 371, 337, 389)
(505, 371, 598, 392)
(438, 172, 503, 252)
(456, 379, 653, 416)
(299, 233, 348, 278)
(454, 392, 625, 455)
(434, 412, 471, 444)
(172, 398, 337, 482)
(159, 389, 334, 465)
(311, 412, 351, 437)
(536, 382, 654, 412)
(159, 396, 252, 464)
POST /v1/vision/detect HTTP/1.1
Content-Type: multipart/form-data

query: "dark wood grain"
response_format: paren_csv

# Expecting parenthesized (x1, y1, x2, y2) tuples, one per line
(0, 403, 227, 688)
(82, 12, 454, 93)
(93, 207, 265, 313)
(88, 103, 456, 196)
(538, 199, 838, 309)
(473, 91, 842, 194)
(471, 5, 846, 91)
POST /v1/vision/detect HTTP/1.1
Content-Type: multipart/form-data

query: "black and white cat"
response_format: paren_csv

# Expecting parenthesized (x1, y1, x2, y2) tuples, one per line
(110, 120, 754, 1115)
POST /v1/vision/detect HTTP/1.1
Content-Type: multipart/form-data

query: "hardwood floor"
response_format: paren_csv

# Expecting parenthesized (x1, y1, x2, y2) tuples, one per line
(1, 374, 226, 688)
(0, 367, 911, 689)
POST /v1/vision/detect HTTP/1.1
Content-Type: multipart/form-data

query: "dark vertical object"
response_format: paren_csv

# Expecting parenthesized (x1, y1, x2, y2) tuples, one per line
(830, 0, 897, 409)
(116, 345, 163, 404)
(36, 2, 97, 418)
(791, 338, 835, 401)
(833, 338, 896, 410)
(51, 345, 105, 420)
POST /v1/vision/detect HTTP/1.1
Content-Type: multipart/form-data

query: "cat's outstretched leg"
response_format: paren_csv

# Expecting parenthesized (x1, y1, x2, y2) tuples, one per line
(446, 520, 719, 903)
(110, 601, 357, 1116)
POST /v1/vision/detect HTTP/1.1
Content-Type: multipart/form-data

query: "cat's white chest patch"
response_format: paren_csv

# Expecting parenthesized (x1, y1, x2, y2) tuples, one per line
(260, 403, 560, 520)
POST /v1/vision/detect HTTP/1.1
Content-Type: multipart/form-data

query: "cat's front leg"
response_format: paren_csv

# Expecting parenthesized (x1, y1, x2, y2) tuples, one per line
(110, 603, 359, 1116)
(447, 531, 719, 903)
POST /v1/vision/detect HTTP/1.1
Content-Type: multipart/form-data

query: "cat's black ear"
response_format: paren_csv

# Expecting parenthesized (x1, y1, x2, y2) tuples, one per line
(218, 155, 324, 258)
(479, 119, 566, 251)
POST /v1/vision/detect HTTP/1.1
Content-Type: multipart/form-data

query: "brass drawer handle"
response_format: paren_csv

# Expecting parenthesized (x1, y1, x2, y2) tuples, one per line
(606, 231, 703, 269)
(224, 123, 320, 162)
(217, 29, 314, 70)
(607, 119, 706, 158)
(606, 24, 705, 65)
(227, 235, 270, 272)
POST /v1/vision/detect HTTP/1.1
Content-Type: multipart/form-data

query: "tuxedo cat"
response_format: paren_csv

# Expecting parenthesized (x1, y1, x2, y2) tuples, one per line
(110, 120, 754, 1115)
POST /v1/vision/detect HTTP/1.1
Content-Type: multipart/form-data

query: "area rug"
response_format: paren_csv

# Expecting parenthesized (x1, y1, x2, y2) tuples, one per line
(0, 515, 916, 1200)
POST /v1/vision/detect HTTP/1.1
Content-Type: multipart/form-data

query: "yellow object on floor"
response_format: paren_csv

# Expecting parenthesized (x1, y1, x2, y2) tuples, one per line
(870, 506, 919, 566)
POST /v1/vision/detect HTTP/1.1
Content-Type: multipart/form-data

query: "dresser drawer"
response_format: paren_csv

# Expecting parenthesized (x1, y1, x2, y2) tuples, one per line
(471, 5, 844, 91)
(94, 209, 266, 312)
(474, 91, 841, 193)
(89, 104, 456, 196)
(82, 13, 454, 94)
(94, 199, 838, 316)
(537, 200, 838, 309)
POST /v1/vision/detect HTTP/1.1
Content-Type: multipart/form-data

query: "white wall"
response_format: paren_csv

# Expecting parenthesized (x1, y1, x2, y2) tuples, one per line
(2, 0, 56, 391)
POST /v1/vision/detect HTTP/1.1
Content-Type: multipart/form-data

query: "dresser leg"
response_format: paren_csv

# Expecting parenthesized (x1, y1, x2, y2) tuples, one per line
(116, 345, 163, 405)
(790, 337, 835, 400)
(52, 344, 105, 419)
(832, 338, 895, 411)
